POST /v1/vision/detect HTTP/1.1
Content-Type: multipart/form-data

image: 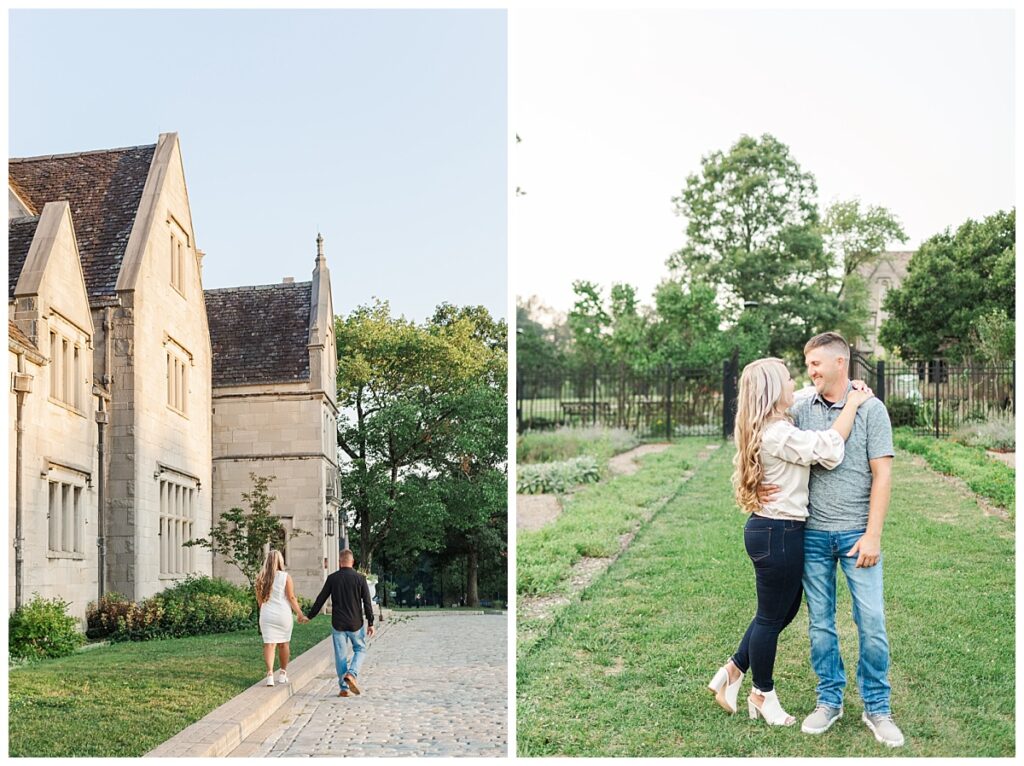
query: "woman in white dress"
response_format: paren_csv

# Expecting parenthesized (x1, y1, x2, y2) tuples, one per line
(255, 550, 308, 686)
(706, 358, 873, 725)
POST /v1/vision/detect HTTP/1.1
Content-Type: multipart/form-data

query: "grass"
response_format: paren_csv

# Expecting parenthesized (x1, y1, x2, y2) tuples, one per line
(8, 619, 333, 757)
(894, 428, 1014, 511)
(517, 439, 716, 599)
(517, 444, 1014, 757)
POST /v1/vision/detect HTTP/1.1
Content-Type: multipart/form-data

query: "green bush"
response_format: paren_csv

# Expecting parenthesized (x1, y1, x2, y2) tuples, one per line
(10, 595, 86, 660)
(886, 397, 921, 428)
(517, 455, 602, 494)
(87, 577, 256, 643)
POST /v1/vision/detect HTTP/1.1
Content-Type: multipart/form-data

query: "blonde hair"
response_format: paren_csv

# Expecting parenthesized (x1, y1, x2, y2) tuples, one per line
(732, 358, 789, 513)
(254, 550, 286, 604)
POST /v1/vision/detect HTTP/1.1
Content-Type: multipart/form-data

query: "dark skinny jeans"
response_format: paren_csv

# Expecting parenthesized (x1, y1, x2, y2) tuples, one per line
(731, 515, 805, 693)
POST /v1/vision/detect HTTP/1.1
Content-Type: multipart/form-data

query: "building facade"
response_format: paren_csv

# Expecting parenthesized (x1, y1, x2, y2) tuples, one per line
(8, 135, 337, 619)
(205, 240, 340, 599)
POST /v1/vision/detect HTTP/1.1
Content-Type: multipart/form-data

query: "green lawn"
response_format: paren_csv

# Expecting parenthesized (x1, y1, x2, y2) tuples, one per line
(894, 428, 1014, 511)
(8, 619, 333, 757)
(517, 445, 1015, 757)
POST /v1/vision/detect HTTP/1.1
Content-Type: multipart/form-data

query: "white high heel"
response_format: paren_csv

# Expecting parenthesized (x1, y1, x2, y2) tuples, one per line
(707, 663, 743, 714)
(747, 687, 796, 726)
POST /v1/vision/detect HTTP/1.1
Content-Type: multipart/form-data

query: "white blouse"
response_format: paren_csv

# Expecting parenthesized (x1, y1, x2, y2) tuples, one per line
(756, 419, 845, 521)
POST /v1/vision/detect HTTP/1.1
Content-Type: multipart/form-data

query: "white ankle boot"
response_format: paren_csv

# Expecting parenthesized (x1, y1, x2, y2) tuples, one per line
(748, 687, 796, 726)
(707, 663, 744, 714)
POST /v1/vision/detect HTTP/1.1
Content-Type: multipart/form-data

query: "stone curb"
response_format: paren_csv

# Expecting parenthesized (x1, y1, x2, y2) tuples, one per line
(147, 614, 395, 758)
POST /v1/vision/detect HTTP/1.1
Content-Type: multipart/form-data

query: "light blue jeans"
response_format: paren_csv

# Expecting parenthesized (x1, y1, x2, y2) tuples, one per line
(803, 528, 892, 715)
(331, 627, 367, 691)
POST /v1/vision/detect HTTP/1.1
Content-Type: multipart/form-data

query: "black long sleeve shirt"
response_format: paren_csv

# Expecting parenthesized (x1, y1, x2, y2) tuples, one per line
(305, 567, 374, 632)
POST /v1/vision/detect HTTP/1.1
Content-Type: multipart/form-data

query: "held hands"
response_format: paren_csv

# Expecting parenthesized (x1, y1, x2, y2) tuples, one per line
(296, 613, 310, 624)
(847, 534, 881, 568)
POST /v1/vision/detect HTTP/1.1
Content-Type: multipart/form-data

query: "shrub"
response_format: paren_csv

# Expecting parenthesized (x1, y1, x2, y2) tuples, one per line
(953, 412, 1015, 451)
(517, 455, 602, 494)
(9, 595, 85, 660)
(518, 426, 639, 464)
(887, 397, 921, 428)
(87, 577, 256, 643)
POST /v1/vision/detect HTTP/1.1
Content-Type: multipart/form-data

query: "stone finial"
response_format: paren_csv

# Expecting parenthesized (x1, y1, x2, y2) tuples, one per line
(316, 232, 325, 263)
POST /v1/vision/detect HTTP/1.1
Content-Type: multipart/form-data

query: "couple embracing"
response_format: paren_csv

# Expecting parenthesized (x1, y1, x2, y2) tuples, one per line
(707, 332, 904, 748)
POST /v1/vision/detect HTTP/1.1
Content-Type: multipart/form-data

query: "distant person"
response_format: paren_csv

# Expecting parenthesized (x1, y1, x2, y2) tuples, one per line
(707, 357, 871, 726)
(255, 550, 309, 687)
(305, 549, 375, 697)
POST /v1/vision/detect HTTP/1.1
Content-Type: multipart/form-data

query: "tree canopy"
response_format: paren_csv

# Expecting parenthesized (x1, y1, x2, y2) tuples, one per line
(879, 209, 1014, 361)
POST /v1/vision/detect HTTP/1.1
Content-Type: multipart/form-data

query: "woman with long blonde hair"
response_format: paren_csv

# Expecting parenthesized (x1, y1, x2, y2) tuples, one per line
(707, 358, 872, 726)
(255, 549, 308, 686)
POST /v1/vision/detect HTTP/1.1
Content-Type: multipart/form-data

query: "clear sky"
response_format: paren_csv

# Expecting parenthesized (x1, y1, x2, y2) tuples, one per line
(511, 8, 1015, 316)
(9, 9, 508, 323)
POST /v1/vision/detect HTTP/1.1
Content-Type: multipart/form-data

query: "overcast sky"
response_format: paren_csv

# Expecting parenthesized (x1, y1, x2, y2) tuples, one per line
(511, 8, 1015, 316)
(10, 9, 508, 323)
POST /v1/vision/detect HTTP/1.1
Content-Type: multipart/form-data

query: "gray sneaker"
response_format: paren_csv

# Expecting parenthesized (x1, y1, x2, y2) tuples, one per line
(862, 712, 905, 748)
(801, 704, 843, 734)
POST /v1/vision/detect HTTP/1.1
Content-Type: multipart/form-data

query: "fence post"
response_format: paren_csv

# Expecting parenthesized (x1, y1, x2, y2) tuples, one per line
(876, 361, 885, 404)
(932, 360, 940, 439)
(665, 363, 673, 441)
(516, 372, 523, 433)
(591, 364, 598, 427)
(723, 350, 739, 439)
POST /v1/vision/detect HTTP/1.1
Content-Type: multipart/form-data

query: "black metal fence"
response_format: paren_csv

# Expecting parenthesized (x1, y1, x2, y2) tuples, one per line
(518, 355, 1014, 440)
(517, 359, 739, 439)
(851, 354, 1014, 438)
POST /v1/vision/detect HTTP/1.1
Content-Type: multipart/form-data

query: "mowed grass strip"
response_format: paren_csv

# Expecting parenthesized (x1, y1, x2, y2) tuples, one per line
(894, 428, 1014, 512)
(517, 446, 1014, 757)
(8, 619, 333, 757)
(517, 439, 716, 599)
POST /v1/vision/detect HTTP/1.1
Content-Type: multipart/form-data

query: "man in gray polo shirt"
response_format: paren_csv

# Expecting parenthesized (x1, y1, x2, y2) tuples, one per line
(765, 332, 904, 747)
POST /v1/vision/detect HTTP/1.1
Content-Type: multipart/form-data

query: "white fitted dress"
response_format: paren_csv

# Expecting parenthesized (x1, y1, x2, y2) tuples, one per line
(259, 570, 294, 644)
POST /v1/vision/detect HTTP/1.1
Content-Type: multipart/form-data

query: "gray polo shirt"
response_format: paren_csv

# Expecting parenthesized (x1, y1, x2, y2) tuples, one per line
(791, 382, 895, 531)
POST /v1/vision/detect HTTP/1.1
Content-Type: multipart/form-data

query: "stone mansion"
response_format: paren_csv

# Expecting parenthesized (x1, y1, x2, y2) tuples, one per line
(8, 133, 341, 620)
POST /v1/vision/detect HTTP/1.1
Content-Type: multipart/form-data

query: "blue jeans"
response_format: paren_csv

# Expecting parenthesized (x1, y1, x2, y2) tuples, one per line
(803, 528, 891, 714)
(331, 627, 367, 690)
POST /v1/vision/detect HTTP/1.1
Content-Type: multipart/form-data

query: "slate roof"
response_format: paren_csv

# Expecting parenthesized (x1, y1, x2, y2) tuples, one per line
(8, 320, 39, 353)
(9, 216, 40, 299)
(9, 144, 156, 303)
(205, 282, 313, 387)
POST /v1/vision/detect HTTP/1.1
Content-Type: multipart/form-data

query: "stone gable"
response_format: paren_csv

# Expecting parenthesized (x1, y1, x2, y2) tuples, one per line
(9, 144, 155, 303)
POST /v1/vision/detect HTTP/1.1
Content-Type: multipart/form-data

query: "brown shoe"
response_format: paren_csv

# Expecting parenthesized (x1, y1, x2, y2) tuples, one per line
(337, 690, 350, 697)
(344, 673, 361, 695)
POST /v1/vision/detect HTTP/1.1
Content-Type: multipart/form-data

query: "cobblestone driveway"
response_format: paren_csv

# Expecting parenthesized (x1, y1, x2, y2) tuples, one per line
(230, 614, 507, 757)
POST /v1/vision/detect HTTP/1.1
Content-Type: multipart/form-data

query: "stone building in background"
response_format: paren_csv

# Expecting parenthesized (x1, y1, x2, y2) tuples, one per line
(8, 134, 337, 620)
(205, 239, 340, 599)
(855, 250, 914, 358)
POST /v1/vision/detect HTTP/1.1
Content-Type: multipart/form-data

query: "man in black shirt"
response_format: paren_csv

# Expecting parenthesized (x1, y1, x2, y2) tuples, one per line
(306, 549, 376, 697)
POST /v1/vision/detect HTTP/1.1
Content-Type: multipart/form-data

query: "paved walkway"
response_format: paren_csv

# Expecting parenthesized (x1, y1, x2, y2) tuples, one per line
(229, 614, 507, 757)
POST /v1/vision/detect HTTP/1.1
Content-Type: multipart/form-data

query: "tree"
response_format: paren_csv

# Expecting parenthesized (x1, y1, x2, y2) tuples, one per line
(668, 134, 841, 358)
(335, 301, 507, 583)
(185, 474, 307, 598)
(879, 209, 1014, 360)
(820, 199, 908, 345)
(516, 296, 570, 377)
(567, 280, 611, 366)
